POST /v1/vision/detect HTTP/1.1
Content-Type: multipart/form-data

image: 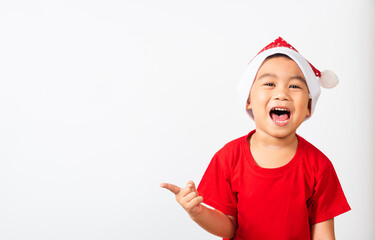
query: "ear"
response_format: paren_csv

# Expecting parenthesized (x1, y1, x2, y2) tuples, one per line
(306, 99, 312, 116)
(246, 98, 252, 110)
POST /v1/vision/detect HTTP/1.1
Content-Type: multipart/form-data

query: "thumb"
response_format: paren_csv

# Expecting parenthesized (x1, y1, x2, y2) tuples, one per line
(160, 183, 181, 195)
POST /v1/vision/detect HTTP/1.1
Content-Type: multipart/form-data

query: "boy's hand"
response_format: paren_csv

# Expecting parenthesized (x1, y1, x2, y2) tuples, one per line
(161, 181, 237, 238)
(160, 181, 204, 219)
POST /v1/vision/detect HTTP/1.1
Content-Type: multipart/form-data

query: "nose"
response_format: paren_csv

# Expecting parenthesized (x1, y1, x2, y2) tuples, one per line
(273, 87, 290, 101)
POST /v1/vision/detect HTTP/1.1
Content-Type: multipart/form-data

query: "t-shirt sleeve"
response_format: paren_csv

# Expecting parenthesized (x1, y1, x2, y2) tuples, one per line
(197, 151, 237, 217)
(307, 160, 351, 224)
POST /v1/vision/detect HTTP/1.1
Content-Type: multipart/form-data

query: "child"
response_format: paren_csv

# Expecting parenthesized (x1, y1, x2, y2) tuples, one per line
(160, 37, 350, 240)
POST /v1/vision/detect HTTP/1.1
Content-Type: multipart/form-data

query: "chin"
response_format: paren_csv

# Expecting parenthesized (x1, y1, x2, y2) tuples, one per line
(267, 127, 297, 139)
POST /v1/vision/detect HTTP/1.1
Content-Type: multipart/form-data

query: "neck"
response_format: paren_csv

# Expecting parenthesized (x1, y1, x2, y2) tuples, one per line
(250, 130, 298, 150)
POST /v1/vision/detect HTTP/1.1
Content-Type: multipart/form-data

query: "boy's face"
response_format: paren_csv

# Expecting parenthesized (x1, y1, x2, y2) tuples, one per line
(247, 56, 311, 139)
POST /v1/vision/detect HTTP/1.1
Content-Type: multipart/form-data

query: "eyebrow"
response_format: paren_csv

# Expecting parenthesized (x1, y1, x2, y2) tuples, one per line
(257, 73, 306, 82)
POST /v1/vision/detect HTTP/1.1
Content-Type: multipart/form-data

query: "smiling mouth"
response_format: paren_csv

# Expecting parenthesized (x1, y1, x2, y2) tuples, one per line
(270, 107, 291, 125)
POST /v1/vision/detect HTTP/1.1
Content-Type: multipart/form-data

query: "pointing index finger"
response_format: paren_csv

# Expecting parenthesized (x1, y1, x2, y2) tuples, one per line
(160, 183, 181, 195)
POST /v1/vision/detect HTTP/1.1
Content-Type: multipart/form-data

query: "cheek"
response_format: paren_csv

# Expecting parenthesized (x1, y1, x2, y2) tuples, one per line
(250, 87, 263, 101)
(296, 96, 310, 113)
(249, 93, 269, 117)
(250, 92, 268, 107)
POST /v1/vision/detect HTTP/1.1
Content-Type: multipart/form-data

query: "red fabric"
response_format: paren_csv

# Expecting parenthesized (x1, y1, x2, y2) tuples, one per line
(197, 130, 350, 240)
(254, 37, 321, 77)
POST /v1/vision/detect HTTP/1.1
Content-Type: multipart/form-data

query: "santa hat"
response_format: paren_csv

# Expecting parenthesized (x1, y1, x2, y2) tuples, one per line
(237, 36, 338, 120)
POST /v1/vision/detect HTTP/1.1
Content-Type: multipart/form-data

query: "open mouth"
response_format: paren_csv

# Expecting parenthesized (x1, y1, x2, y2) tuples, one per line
(269, 107, 291, 125)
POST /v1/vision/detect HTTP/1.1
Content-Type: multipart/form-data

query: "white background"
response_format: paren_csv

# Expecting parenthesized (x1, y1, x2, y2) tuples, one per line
(0, 0, 374, 239)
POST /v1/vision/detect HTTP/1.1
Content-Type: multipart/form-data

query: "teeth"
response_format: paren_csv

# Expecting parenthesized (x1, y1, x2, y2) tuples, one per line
(275, 120, 289, 123)
(273, 108, 289, 112)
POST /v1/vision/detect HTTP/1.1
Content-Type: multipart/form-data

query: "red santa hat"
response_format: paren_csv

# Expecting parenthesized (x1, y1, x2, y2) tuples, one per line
(237, 36, 338, 120)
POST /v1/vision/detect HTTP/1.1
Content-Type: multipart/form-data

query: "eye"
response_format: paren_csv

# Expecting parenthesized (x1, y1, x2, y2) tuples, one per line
(264, 83, 275, 87)
(289, 84, 301, 89)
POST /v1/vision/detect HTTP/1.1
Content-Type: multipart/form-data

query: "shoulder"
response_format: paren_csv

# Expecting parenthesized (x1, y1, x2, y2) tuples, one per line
(298, 135, 335, 176)
(211, 132, 251, 168)
(216, 132, 249, 157)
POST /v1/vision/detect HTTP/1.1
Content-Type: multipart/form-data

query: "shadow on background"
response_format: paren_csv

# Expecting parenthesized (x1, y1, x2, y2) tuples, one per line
(370, 11, 375, 227)
(366, 3, 375, 235)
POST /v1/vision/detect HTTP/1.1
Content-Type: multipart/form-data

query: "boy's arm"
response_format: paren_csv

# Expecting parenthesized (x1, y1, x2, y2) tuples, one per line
(160, 181, 237, 239)
(191, 203, 237, 238)
(310, 218, 335, 240)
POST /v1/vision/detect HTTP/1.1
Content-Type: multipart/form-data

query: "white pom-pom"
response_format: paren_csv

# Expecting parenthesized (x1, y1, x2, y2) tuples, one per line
(319, 70, 339, 88)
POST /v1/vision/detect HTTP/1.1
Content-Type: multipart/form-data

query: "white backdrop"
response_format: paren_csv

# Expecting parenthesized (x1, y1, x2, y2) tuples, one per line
(0, 0, 374, 239)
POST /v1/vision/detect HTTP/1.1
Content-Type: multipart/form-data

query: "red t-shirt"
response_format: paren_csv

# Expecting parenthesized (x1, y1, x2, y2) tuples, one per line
(197, 130, 351, 240)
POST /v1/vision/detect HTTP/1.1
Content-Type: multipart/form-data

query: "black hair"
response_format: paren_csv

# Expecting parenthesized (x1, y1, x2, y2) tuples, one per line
(264, 53, 292, 61)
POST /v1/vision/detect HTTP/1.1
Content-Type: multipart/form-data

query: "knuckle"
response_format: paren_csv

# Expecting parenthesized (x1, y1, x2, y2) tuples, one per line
(182, 202, 188, 210)
(180, 187, 188, 194)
